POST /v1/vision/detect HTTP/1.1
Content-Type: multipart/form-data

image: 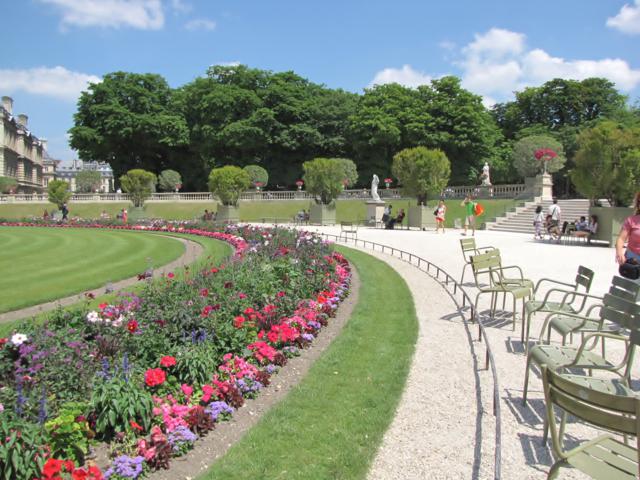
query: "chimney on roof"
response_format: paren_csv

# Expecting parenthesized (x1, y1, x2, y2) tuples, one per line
(40, 138, 48, 151)
(17, 114, 28, 127)
(2, 96, 13, 114)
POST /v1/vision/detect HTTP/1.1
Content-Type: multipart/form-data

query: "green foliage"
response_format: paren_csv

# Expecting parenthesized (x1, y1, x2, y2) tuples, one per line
(120, 169, 157, 207)
(157, 169, 182, 192)
(336, 158, 358, 187)
(89, 373, 154, 440)
(512, 135, 566, 178)
(69, 72, 189, 186)
(571, 121, 640, 206)
(208, 166, 251, 206)
(0, 176, 17, 194)
(75, 170, 102, 193)
(303, 158, 346, 205)
(242, 165, 269, 187)
(172, 343, 223, 386)
(0, 417, 47, 479)
(47, 179, 72, 209)
(45, 402, 93, 463)
(392, 147, 451, 205)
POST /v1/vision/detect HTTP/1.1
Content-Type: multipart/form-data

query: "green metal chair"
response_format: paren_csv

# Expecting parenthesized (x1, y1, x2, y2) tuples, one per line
(470, 249, 532, 331)
(521, 266, 595, 348)
(544, 276, 640, 347)
(523, 293, 640, 405)
(541, 365, 640, 479)
(459, 237, 495, 284)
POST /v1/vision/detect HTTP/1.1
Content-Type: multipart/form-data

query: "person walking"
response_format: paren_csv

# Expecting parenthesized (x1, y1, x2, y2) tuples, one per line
(61, 203, 69, 222)
(122, 208, 128, 224)
(533, 205, 544, 240)
(461, 196, 476, 236)
(548, 198, 562, 241)
(616, 192, 640, 267)
(435, 200, 446, 233)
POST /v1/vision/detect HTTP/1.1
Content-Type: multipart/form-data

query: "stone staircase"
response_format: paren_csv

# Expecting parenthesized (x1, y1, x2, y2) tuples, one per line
(485, 199, 590, 234)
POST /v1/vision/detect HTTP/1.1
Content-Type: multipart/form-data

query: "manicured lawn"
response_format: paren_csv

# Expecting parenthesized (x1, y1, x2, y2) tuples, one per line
(0, 227, 185, 313)
(0, 230, 232, 337)
(198, 246, 418, 480)
(0, 198, 517, 226)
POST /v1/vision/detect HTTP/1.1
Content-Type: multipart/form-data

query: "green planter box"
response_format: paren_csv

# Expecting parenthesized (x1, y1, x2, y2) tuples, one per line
(217, 205, 240, 223)
(589, 206, 633, 246)
(310, 203, 336, 225)
(408, 205, 436, 230)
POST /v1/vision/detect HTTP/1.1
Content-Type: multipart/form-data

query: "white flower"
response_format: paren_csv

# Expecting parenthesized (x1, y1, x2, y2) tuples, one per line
(112, 315, 124, 327)
(86, 311, 100, 323)
(264, 240, 270, 246)
(0, 403, 4, 413)
(10, 333, 28, 346)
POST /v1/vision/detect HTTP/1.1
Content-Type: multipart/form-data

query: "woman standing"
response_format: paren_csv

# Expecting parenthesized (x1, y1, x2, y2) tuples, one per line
(533, 205, 544, 240)
(435, 200, 446, 233)
(615, 192, 640, 266)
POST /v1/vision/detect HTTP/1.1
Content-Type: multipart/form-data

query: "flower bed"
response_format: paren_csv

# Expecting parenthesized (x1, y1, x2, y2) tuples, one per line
(0, 224, 351, 479)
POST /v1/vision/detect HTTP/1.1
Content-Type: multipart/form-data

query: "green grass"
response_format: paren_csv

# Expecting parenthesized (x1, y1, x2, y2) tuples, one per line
(198, 246, 418, 480)
(0, 231, 232, 337)
(0, 198, 517, 226)
(0, 227, 185, 313)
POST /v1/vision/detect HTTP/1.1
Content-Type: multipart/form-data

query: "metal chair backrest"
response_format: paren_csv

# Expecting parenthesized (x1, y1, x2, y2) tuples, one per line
(460, 238, 478, 263)
(575, 266, 595, 291)
(609, 275, 640, 303)
(542, 365, 640, 467)
(600, 293, 640, 331)
(470, 249, 504, 288)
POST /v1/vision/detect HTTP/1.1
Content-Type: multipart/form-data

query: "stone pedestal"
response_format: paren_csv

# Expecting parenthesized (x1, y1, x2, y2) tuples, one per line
(534, 173, 554, 200)
(408, 205, 436, 230)
(217, 205, 239, 223)
(310, 203, 336, 225)
(366, 201, 385, 225)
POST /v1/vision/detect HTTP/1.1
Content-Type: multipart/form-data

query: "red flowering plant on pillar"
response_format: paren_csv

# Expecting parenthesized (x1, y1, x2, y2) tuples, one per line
(534, 148, 557, 174)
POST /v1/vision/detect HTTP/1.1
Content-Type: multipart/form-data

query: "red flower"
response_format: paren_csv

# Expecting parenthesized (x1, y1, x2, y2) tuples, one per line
(224, 281, 233, 289)
(71, 466, 103, 480)
(159, 355, 176, 368)
(127, 320, 138, 333)
(98, 303, 108, 310)
(201, 305, 213, 317)
(276, 291, 285, 298)
(144, 368, 166, 387)
(233, 316, 245, 328)
(200, 288, 209, 297)
(210, 267, 218, 273)
(129, 420, 144, 432)
(167, 272, 175, 279)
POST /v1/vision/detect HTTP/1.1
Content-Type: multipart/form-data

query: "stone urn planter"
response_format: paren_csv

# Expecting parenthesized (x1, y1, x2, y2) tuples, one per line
(408, 205, 436, 230)
(217, 205, 240, 223)
(589, 206, 633, 246)
(310, 203, 336, 225)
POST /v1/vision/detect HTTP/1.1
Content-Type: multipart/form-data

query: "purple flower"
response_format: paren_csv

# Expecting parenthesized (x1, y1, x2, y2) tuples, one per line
(168, 425, 197, 452)
(104, 455, 145, 479)
(205, 401, 234, 422)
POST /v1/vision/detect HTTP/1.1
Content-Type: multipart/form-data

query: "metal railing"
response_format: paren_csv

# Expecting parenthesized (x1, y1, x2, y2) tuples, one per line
(442, 183, 527, 199)
(320, 233, 502, 480)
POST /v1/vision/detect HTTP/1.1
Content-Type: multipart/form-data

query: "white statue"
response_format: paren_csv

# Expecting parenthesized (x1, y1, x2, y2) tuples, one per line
(481, 162, 491, 186)
(371, 174, 381, 202)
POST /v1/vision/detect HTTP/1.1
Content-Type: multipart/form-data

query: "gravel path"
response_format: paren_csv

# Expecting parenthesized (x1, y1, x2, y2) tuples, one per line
(0, 234, 203, 323)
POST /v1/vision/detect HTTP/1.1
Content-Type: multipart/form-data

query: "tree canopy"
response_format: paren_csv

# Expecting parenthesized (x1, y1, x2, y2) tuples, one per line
(75, 170, 102, 193)
(47, 180, 72, 209)
(208, 166, 251, 206)
(392, 147, 451, 205)
(303, 158, 347, 205)
(0, 176, 18, 194)
(157, 169, 182, 192)
(120, 169, 157, 207)
(512, 135, 566, 178)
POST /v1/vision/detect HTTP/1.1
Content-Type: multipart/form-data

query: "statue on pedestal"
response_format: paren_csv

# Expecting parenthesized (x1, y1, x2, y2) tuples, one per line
(480, 162, 491, 186)
(371, 174, 382, 202)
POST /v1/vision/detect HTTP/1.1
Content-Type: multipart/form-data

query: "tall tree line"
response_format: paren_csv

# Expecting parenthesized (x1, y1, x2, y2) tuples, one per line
(69, 66, 636, 191)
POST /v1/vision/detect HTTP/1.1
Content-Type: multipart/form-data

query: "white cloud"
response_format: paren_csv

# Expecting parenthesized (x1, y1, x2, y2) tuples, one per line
(185, 18, 216, 31)
(38, 0, 164, 30)
(170, 0, 191, 14)
(0, 66, 101, 101)
(457, 28, 640, 102)
(607, 0, 640, 35)
(370, 64, 432, 88)
(438, 40, 456, 51)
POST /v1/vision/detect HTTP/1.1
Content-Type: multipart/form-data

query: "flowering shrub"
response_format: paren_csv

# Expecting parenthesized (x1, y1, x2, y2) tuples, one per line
(0, 223, 351, 479)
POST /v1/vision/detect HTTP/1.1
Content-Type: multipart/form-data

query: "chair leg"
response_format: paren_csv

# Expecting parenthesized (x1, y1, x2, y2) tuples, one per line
(547, 462, 563, 480)
(523, 354, 533, 405)
(502, 292, 507, 310)
(512, 295, 517, 331)
(460, 263, 468, 284)
(542, 416, 549, 446)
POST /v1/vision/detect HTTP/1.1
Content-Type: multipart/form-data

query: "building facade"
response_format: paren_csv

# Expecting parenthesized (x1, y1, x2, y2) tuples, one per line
(1, 96, 45, 193)
(43, 156, 61, 189)
(56, 159, 114, 193)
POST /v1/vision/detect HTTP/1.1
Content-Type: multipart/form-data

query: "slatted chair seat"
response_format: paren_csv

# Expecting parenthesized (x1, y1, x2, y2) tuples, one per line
(558, 374, 636, 397)
(530, 344, 616, 371)
(525, 301, 577, 315)
(562, 436, 638, 479)
(549, 316, 601, 337)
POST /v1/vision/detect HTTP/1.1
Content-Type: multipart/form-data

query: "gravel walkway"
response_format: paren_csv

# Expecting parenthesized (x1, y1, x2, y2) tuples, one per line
(304, 227, 627, 480)
(0, 234, 203, 324)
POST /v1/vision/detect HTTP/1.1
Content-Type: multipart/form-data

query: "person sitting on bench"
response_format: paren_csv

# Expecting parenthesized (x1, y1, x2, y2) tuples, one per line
(573, 214, 598, 242)
(385, 208, 405, 229)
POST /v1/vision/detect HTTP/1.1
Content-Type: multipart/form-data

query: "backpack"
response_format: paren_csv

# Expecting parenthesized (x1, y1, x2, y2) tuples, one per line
(474, 203, 484, 216)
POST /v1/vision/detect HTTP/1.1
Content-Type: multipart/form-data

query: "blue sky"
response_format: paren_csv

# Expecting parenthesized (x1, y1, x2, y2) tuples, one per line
(1, 0, 639, 161)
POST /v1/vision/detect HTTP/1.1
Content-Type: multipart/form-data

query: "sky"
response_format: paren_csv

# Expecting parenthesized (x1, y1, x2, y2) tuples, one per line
(1, 0, 639, 162)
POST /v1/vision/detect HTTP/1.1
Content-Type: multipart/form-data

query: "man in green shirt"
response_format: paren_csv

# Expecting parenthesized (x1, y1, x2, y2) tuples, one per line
(461, 195, 476, 236)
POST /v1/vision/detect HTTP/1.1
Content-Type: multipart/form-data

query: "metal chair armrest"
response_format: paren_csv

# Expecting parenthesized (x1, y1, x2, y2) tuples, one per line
(566, 332, 630, 370)
(533, 277, 575, 295)
(500, 264, 525, 278)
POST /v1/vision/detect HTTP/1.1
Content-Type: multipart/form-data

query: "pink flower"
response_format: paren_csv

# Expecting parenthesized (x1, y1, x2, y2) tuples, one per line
(167, 272, 175, 279)
(181, 384, 193, 398)
(159, 356, 176, 368)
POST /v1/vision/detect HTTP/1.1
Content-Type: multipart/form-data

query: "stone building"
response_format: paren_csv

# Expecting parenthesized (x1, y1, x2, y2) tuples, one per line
(56, 159, 114, 193)
(42, 155, 61, 189)
(1, 96, 46, 193)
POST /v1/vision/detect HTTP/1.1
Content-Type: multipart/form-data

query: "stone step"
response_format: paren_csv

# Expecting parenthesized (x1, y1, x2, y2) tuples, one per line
(486, 198, 590, 233)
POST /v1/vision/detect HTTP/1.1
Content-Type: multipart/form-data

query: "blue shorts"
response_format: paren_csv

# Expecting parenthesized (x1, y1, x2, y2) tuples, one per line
(625, 250, 640, 262)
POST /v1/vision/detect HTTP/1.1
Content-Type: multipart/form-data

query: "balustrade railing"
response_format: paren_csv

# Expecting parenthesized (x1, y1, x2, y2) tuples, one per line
(0, 184, 527, 203)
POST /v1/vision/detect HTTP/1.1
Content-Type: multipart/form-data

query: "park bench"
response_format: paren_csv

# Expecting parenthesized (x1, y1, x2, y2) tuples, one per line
(339, 221, 358, 241)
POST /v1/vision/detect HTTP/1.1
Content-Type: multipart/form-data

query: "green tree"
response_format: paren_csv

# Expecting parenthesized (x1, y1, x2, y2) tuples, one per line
(208, 166, 251, 206)
(157, 169, 182, 192)
(0, 176, 18, 194)
(47, 180, 72, 209)
(120, 169, 157, 207)
(336, 158, 358, 187)
(242, 165, 269, 188)
(571, 121, 640, 206)
(69, 72, 189, 185)
(512, 135, 566, 178)
(391, 147, 451, 205)
(75, 170, 102, 193)
(303, 158, 346, 205)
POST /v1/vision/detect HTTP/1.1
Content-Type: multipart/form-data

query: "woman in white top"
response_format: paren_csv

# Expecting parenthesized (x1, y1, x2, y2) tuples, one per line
(533, 205, 544, 240)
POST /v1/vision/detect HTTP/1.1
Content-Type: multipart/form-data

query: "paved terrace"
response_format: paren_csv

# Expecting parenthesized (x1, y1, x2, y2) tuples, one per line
(301, 226, 626, 479)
